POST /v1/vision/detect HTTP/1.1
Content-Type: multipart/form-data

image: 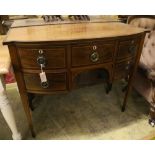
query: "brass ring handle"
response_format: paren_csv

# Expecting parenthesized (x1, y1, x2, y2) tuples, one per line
(37, 55, 46, 66)
(41, 81, 49, 88)
(90, 52, 99, 62)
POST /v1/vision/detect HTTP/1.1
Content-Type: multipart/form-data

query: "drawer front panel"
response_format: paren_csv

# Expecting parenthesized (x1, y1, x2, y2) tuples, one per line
(24, 72, 67, 92)
(114, 59, 134, 80)
(117, 38, 139, 60)
(71, 42, 115, 67)
(18, 47, 66, 69)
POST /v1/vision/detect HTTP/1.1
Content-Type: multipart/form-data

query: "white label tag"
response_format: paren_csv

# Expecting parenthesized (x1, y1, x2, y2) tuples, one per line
(39, 72, 47, 82)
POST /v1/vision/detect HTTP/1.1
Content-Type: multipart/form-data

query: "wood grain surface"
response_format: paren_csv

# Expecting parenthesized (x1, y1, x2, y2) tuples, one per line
(3, 22, 146, 44)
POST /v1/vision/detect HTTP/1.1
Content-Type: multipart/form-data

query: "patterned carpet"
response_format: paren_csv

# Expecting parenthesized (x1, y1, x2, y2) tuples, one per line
(0, 81, 154, 140)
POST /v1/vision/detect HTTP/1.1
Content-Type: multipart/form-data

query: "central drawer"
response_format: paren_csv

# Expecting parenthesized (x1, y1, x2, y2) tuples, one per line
(17, 46, 66, 69)
(71, 41, 115, 67)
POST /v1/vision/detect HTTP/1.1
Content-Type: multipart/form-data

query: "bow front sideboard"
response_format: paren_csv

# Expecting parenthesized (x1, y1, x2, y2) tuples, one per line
(3, 22, 147, 137)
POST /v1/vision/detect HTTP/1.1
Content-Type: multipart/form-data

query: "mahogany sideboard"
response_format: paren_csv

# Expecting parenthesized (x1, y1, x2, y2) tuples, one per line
(3, 22, 147, 137)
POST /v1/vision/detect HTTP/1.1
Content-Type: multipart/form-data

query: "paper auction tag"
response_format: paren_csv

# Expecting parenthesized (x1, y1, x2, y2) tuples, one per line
(39, 72, 47, 82)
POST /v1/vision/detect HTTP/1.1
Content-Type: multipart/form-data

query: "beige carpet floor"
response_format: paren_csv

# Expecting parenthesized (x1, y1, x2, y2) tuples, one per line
(0, 81, 154, 140)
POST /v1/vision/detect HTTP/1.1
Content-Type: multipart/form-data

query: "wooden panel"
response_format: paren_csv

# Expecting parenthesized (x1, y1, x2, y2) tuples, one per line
(117, 38, 139, 60)
(71, 41, 115, 67)
(24, 72, 67, 92)
(18, 46, 66, 69)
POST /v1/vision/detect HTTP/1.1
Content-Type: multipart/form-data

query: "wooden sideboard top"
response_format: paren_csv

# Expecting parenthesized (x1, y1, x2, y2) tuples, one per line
(3, 22, 146, 44)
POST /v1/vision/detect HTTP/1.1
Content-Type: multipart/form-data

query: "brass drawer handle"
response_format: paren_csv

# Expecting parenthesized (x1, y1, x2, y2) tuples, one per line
(41, 81, 49, 88)
(37, 55, 46, 66)
(90, 52, 99, 62)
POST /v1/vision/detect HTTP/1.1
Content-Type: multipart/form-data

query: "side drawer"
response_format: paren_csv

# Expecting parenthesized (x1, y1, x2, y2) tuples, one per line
(114, 59, 134, 80)
(24, 72, 67, 92)
(71, 41, 115, 67)
(117, 38, 139, 60)
(17, 46, 66, 69)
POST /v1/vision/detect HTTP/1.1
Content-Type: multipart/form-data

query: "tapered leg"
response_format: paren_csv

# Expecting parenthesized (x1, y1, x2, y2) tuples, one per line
(8, 45, 36, 137)
(0, 75, 21, 140)
(19, 91, 36, 137)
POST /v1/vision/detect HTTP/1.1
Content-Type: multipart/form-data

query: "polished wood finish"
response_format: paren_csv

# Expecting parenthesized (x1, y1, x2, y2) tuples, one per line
(7, 45, 35, 137)
(24, 72, 67, 92)
(117, 38, 139, 60)
(17, 46, 66, 69)
(114, 58, 134, 80)
(71, 41, 115, 67)
(3, 22, 147, 137)
(4, 22, 146, 43)
(121, 33, 146, 111)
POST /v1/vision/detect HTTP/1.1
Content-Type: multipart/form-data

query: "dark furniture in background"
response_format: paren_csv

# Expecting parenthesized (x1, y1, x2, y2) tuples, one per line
(118, 15, 129, 23)
(0, 15, 9, 35)
(0, 15, 37, 35)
